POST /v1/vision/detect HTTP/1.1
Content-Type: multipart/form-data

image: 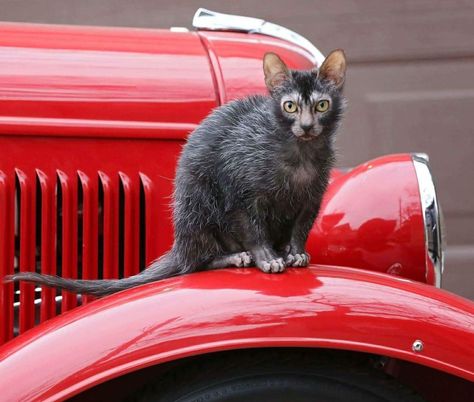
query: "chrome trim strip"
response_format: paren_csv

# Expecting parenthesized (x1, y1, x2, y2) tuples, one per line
(412, 153, 444, 287)
(192, 8, 325, 66)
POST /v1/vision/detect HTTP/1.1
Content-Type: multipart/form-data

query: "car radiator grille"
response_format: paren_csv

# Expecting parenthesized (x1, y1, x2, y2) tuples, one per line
(0, 166, 175, 345)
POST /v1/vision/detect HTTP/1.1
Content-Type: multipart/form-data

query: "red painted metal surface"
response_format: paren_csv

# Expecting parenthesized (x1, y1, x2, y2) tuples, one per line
(0, 23, 221, 340)
(58, 170, 79, 311)
(0, 136, 185, 336)
(0, 24, 216, 134)
(17, 168, 37, 332)
(140, 172, 156, 265)
(0, 23, 325, 342)
(37, 169, 57, 321)
(119, 172, 140, 279)
(198, 31, 315, 103)
(99, 171, 119, 280)
(0, 267, 472, 402)
(0, 171, 15, 344)
(79, 171, 98, 305)
(0, 22, 470, 400)
(308, 154, 428, 284)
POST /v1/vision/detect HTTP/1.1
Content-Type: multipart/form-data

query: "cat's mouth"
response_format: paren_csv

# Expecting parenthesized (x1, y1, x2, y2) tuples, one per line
(297, 134, 317, 141)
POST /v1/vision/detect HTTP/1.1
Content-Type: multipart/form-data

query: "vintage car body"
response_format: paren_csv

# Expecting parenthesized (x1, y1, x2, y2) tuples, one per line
(0, 9, 472, 402)
(1, 267, 473, 402)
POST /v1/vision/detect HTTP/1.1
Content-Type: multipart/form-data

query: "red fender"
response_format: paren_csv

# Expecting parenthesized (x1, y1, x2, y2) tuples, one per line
(0, 267, 472, 401)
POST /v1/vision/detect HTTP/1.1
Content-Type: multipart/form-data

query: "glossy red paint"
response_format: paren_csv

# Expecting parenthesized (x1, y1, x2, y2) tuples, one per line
(308, 154, 429, 284)
(198, 31, 315, 103)
(0, 136, 185, 339)
(0, 23, 217, 137)
(0, 22, 468, 401)
(0, 267, 472, 402)
(0, 23, 321, 342)
(0, 24, 316, 137)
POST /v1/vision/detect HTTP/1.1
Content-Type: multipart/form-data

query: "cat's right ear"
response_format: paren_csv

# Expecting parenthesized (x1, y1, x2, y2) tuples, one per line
(317, 49, 347, 89)
(263, 53, 289, 92)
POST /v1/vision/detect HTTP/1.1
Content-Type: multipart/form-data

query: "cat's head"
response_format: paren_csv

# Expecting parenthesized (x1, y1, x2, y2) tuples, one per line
(263, 50, 347, 141)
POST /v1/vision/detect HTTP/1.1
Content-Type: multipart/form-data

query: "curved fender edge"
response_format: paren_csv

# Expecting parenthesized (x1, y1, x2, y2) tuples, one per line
(0, 266, 473, 401)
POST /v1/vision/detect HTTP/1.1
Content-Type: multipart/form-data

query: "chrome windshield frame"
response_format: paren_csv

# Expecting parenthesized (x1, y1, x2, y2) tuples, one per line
(192, 8, 325, 67)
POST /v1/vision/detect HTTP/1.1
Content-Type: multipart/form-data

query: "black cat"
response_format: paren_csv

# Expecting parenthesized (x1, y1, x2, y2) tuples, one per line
(6, 49, 347, 296)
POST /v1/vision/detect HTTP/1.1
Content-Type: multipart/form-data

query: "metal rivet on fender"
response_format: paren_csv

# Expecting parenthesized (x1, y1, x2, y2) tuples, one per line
(412, 340, 424, 352)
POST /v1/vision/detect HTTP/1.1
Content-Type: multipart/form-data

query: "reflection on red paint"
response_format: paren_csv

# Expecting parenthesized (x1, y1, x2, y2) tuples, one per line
(0, 267, 472, 402)
(307, 154, 427, 283)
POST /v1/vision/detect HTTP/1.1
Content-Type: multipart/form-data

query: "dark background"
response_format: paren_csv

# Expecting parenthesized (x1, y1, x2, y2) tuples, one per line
(2, 0, 473, 298)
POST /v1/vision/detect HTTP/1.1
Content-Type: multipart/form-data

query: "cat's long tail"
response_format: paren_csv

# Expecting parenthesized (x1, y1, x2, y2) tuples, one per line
(4, 250, 183, 297)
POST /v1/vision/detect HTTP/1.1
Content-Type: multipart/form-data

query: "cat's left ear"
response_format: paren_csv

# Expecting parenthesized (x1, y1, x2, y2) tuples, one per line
(317, 49, 347, 89)
(263, 52, 290, 91)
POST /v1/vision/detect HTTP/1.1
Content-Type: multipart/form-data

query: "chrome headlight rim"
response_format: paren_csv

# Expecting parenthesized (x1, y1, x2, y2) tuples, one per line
(412, 153, 444, 287)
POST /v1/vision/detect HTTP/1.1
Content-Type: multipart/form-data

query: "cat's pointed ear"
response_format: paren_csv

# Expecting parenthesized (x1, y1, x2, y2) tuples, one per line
(318, 49, 347, 89)
(263, 52, 290, 91)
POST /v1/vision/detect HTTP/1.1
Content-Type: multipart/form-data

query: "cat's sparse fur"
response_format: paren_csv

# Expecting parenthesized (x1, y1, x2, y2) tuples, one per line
(6, 50, 347, 296)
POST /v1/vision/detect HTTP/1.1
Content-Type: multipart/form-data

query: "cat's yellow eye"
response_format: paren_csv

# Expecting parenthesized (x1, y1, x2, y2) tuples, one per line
(315, 100, 330, 112)
(283, 101, 298, 113)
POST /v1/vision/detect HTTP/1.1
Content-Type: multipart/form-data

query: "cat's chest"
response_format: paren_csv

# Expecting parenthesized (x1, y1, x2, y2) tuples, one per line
(277, 143, 322, 187)
(280, 160, 317, 189)
(289, 164, 316, 185)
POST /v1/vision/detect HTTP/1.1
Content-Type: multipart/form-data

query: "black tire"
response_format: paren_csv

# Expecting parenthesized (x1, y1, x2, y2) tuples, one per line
(132, 349, 424, 402)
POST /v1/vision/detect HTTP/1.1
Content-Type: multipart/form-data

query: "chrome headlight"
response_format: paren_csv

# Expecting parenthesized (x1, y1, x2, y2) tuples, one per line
(412, 153, 444, 287)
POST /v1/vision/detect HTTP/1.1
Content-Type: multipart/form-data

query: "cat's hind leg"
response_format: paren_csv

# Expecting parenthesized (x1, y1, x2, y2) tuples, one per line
(206, 252, 253, 269)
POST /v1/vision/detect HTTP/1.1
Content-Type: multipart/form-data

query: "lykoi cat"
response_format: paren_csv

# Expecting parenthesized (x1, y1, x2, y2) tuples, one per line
(5, 49, 347, 296)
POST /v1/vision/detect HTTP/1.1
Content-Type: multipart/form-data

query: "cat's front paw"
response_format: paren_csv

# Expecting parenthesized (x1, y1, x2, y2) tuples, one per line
(285, 252, 310, 267)
(230, 251, 253, 267)
(258, 257, 285, 273)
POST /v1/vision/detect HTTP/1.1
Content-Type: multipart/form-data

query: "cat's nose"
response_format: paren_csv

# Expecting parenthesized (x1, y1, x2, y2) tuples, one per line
(300, 124, 313, 133)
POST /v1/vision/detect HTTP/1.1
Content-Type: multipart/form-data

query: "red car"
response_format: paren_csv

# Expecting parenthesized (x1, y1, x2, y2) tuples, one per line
(0, 9, 472, 402)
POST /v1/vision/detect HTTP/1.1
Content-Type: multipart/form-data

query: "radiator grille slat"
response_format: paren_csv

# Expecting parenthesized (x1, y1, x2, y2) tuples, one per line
(140, 173, 154, 265)
(16, 169, 36, 333)
(99, 172, 119, 280)
(78, 171, 98, 305)
(0, 170, 15, 343)
(37, 169, 56, 322)
(119, 172, 140, 278)
(1, 168, 162, 343)
(57, 170, 78, 311)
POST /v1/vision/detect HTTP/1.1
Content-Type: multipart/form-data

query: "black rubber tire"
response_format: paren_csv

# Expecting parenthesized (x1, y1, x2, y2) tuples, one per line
(132, 349, 424, 402)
